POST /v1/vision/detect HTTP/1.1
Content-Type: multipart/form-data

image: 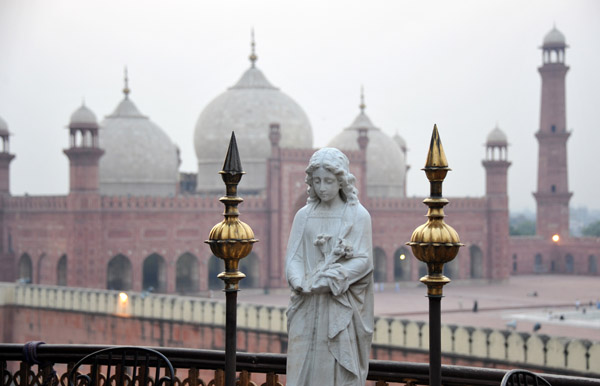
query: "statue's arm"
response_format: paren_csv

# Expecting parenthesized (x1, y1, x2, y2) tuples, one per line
(317, 206, 373, 295)
(285, 207, 308, 291)
(339, 207, 373, 284)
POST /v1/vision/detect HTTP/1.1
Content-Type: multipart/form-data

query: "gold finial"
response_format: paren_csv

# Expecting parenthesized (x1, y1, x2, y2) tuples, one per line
(123, 66, 130, 98)
(407, 125, 462, 296)
(249, 29, 258, 68)
(359, 85, 366, 113)
(206, 132, 258, 291)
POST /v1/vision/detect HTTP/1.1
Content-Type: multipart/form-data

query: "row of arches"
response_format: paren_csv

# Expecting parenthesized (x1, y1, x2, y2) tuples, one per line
(371, 245, 485, 282)
(107, 252, 262, 292)
(526, 253, 598, 274)
(18, 253, 67, 286)
(18, 252, 262, 294)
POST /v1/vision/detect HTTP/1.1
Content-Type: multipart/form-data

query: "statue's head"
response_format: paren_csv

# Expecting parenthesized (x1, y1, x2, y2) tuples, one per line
(305, 147, 358, 204)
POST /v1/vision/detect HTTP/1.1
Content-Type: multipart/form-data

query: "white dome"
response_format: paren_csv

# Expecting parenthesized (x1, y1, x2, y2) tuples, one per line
(0, 116, 8, 136)
(99, 96, 179, 196)
(487, 126, 508, 145)
(194, 65, 313, 193)
(328, 111, 406, 198)
(543, 26, 566, 47)
(70, 104, 98, 129)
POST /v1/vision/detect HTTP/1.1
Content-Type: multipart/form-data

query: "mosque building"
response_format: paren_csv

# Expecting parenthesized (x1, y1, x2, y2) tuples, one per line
(0, 27, 597, 294)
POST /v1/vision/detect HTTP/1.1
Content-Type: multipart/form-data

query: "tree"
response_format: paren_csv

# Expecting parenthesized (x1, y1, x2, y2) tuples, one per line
(509, 215, 536, 236)
(582, 220, 600, 237)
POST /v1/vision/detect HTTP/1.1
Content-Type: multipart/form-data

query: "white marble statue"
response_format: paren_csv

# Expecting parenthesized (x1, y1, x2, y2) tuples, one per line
(285, 147, 374, 386)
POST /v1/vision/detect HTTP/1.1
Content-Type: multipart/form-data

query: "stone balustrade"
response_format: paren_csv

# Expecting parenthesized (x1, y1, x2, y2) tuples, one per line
(1, 283, 598, 375)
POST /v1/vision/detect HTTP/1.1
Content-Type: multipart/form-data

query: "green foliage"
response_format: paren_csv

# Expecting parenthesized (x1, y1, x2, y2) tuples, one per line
(582, 220, 600, 237)
(509, 215, 536, 236)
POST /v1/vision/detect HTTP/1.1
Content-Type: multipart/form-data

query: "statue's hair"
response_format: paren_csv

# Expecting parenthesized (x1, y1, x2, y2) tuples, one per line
(305, 147, 359, 204)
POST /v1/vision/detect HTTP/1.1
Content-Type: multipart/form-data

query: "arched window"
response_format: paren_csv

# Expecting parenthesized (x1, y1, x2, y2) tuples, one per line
(239, 252, 259, 288)
(589, 255, 598, 274)
(208, 255, 222, 290)
(469, 245, 483, 279)
(444, 254, 460, 279)
(373, 247, 387, 283)
(107, 254, 132, 291)
(176, 253, 198, 294)
(394, 247, 412, 281)
(143, 253, 167, 293)
(57, 255, 67, 286)
(36, 253, 47, 284)
(534, 254, 543, 273)
(565, 254, 574, 274)
(18, 253, 33, 283)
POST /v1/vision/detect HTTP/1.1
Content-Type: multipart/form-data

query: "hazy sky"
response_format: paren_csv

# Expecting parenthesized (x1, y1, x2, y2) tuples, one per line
(1, 0, 598, 212)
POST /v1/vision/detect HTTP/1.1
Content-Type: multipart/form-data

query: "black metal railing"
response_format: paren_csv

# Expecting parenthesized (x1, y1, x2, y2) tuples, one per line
(1, 344, 599, 386)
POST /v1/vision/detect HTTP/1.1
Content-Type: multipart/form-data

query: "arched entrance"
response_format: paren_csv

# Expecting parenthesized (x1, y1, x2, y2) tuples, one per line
(57, 255, 67, 286)
(239, 252, 259, 288)
(373, 247, 387, 283)
(208, 255, 222, 290)
(565, 254, 574, 274)
(444, 254, 459, 279)
(469, 245, 483, 279)
(393, 247, 411, 281)
(534, 253, 543, 273)
(143, 253, 167, 293)
(18, 254, 33, 283)
(107, 254, 132, 291)
(176, 253, 198, 294)
(589, 255, 598, 274)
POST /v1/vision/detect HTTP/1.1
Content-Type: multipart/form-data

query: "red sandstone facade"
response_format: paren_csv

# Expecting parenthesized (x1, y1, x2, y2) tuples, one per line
(0, 30, 597, 295)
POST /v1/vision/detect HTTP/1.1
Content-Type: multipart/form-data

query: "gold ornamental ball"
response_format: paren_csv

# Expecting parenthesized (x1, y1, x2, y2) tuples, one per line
(409, 220, 461, 265)
(208, 218, 255, 260)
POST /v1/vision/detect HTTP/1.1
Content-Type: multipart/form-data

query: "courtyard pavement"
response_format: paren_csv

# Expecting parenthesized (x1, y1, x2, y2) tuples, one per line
(237, 275, 600, 342)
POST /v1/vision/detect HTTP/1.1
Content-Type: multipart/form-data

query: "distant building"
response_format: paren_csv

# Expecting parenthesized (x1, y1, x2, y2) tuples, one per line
(0, 27, 596, 294)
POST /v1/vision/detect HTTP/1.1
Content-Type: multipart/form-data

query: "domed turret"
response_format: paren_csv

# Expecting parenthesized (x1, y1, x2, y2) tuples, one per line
(486, 125, 508, 146)
(70, 104, 98, 129)
(543, 26, 567, 48)
(328, 91, 406, 198)
(193, 35, 313, 194)
(541, 25, 568, 65)
(99, 71, 179, 196)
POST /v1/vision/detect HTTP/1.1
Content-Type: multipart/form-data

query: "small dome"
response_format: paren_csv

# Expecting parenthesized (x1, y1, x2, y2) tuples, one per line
(328, 110, 406, 198)
(487, 126, 508, 146)
(69, 104, 98, 129)
(393, 132, 407, 151)
(194, 65, 313, 193)
(99, 95, 179, 196)
(543, 26, 566, 47)
(0, 116, 9, 136)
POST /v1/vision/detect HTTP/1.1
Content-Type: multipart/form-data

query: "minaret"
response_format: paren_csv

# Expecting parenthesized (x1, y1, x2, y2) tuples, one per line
(0, 116, 15, 195)
(533, 26, 572, 239)
(482, 125, 511, 280)
(63, 102, 104, 192)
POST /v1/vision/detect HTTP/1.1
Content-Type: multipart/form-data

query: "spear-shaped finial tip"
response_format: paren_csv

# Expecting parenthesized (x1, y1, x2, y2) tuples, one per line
(425, 124, 449, 169)
(222, 132, 244, 174)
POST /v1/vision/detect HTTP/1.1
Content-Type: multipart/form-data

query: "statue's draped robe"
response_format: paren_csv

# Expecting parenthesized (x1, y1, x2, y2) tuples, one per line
(285, 201, 374, 386)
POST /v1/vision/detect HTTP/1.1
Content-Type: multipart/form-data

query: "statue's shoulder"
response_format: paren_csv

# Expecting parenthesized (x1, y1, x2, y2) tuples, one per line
(353, 202, 371, 220)
(293, 203, 313, 221)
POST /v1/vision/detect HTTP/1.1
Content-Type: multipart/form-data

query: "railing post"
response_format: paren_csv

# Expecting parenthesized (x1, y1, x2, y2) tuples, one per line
(407, 125, 463, 386)
(206, 133, 258, 386)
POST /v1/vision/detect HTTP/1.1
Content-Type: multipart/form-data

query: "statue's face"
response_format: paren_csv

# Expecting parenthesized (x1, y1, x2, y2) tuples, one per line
(312, 167, 340, 204)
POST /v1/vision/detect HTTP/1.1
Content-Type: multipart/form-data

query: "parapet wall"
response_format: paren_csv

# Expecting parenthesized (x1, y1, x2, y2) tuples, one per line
(1, 284, 598, 375)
